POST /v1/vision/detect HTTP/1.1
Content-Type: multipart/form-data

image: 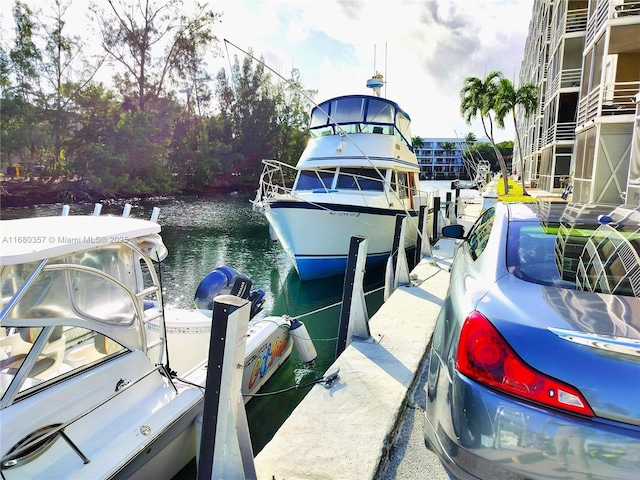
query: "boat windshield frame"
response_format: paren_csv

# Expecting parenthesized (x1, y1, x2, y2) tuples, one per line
(308, 95, 413, 151)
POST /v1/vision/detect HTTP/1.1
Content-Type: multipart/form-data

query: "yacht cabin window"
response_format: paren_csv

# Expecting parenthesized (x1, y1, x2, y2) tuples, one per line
(308, 96, 402, 141)
(391, 171, 410, 199)
(336, 168, 386, 191)
(295, 169, 336, 191)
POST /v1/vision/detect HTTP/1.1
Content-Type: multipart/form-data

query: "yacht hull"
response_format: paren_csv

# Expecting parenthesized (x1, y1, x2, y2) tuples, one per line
(264, 200, 418, 280)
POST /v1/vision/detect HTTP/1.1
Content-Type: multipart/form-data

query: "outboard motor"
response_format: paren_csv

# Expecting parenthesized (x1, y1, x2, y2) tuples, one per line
(194, 265, 265, 319)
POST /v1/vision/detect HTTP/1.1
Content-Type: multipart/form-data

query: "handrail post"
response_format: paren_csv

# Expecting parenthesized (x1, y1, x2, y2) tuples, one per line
(415, 205, 426, 265)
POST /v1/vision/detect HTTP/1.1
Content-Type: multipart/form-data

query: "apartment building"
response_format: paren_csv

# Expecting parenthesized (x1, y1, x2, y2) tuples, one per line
(516, 0, 640, 205)
(413, 137, 469, 180)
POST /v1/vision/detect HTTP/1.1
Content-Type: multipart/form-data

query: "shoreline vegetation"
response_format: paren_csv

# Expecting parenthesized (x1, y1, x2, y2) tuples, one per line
(0, 176, 258, 210)
(2, 1, 517, 216)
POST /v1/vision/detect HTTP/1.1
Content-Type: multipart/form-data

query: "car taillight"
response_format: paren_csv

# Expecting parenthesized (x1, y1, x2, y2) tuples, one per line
(456, 311, 594, 417)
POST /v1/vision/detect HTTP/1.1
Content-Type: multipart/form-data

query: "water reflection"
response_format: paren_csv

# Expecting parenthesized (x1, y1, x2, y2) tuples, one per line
(1, 193, 384, 454)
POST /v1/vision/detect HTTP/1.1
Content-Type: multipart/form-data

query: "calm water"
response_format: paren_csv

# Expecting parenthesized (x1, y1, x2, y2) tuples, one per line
(0, 180, 469, 458)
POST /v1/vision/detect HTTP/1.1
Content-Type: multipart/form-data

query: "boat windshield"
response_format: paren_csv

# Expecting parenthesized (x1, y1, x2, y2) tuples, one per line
(295, 169, 336, 191)
(336, 168, 386, 191)
(0, 325, 126, 400)
(1, 245, 142, 326)
(308, 96, 412, 149)
(294, 168, 387, 192)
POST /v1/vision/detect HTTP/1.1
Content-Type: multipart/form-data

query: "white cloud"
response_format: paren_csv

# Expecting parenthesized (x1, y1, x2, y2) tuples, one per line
(1, 0, 534, 142)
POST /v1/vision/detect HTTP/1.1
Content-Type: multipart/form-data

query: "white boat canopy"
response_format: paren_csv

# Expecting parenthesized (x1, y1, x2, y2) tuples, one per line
(1, 216, 168, 266)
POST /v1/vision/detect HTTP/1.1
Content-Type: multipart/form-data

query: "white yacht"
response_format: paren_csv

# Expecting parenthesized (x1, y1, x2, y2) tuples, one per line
(254, 75, 432, 280)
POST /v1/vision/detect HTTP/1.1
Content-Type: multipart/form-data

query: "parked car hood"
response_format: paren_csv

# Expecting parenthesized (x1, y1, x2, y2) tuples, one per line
(477, 274, 640, 427)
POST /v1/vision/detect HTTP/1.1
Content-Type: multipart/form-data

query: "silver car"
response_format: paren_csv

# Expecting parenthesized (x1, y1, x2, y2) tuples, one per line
(424, 202, 640, 480)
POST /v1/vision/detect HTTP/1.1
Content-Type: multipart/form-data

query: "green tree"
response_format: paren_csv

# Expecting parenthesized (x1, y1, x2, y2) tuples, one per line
(442, 141, 455, 156)
(272, 68, 315, 167)
(65, 83, 122, 192)
(3, 1, 44, 170)
(464, 132, 477, 146)
(411, 136, 425, 149)
(494, 78, 539, 195)
(215, 53, 279, 183)
(39, 0, 80, 172)
(460, 71, 510, 194)
(90, 0, 221, 112)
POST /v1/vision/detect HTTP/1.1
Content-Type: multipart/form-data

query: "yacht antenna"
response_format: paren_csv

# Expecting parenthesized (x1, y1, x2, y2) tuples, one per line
(384, 42, 388, 98)
(366, 44, 385, 97)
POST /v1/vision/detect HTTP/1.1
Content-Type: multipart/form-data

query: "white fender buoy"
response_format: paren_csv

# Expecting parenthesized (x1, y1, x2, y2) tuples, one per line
(289, 319, 317, 364)
(384, 255, 394, 301)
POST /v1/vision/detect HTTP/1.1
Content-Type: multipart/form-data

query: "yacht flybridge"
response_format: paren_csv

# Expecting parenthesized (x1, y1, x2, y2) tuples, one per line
(254, 75, 433, 280)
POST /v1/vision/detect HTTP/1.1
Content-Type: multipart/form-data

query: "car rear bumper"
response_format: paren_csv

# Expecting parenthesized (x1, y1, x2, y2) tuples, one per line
(424, 372, 640, 480)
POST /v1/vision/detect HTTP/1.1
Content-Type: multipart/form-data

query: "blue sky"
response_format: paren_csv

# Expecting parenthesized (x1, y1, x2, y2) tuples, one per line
(1, 0, 534, 142)
(213, 0, 534, 142)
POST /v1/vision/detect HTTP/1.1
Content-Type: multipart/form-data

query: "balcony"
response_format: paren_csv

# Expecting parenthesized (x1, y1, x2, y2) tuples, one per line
(587, 1, 640, 46)
(613, 2, 640, 17)
(549, 68, 582, 97)
(541, 121, 578, 146)
(552, 8, 588, 51)
(577, 81, 640, 124)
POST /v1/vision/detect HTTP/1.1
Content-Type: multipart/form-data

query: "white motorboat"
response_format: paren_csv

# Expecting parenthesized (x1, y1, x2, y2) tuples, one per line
(0, 212, 301, 479)
(254, 75, 434, 281)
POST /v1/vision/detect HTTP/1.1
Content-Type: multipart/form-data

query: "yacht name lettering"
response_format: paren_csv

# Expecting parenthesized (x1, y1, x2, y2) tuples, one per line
(329, 211, 360, 217)
(55, 235, 129, 244)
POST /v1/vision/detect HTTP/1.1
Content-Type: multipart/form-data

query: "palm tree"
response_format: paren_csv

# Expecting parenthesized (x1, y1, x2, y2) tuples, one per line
(460, 71, 510, 194)
(442, 141, 455, 156)
(412, 136, 425, 149)
(494, 78, 539, 195)
(464, 132, 477, 147)
(441, 141, 456, 177)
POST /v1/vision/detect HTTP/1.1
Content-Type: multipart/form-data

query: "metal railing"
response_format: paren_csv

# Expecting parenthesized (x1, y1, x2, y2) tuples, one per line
(541, 122, 578, 146)
(613, 1, 640, 18)
(577, 81, 640, 124)
(254, 159, 436, 212)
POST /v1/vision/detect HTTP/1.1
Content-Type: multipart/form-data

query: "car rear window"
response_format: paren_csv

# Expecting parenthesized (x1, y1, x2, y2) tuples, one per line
(507, 221, 640, 297)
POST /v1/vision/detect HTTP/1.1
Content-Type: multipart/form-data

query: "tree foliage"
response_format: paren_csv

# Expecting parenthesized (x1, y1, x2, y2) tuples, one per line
(214, 53, 312, 185)
(493, 78, 539, 194)
(89, 0, 221, 112)
(460, 71, 510, 194)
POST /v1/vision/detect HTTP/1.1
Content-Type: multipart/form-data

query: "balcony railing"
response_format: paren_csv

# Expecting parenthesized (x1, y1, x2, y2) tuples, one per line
(613, 2, 640, 18)
(577, 81, 640, 124)
(586, 0, 612, 46)
(549, 68, 582, 96)
(541, 121, 577, 146)
(586, 1, 640, 46)
(552, 8, 588, 51)
(567, 8, 589, 32)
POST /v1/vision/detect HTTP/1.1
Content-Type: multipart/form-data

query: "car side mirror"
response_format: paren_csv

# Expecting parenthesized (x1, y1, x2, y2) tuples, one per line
(441, 224, 465, 239)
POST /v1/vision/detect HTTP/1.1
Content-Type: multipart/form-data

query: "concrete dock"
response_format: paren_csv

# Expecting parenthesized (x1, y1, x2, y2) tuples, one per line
(254, 194, 486, 480)
(253, 181, 567, 479)
(254, 242, 456, 479)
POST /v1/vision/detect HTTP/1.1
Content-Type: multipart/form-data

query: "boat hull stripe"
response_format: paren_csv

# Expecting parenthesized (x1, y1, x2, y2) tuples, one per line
(269, 201, 419, 217)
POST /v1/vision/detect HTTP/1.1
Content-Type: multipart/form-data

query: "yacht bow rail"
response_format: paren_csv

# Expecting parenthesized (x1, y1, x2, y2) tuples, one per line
(254, 159, 437, 211)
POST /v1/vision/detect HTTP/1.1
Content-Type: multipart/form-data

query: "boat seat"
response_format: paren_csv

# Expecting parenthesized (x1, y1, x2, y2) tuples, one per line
(0, 326, 65, 379)
(94, 334, 125, 355)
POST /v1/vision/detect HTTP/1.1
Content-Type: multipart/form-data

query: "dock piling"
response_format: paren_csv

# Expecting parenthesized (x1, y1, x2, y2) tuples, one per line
(336, 236, 370, 357)
(197, 295, 256, 480)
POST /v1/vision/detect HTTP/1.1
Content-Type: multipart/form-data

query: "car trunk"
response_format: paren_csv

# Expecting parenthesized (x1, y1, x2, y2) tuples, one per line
(479, 275, 640, 427)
